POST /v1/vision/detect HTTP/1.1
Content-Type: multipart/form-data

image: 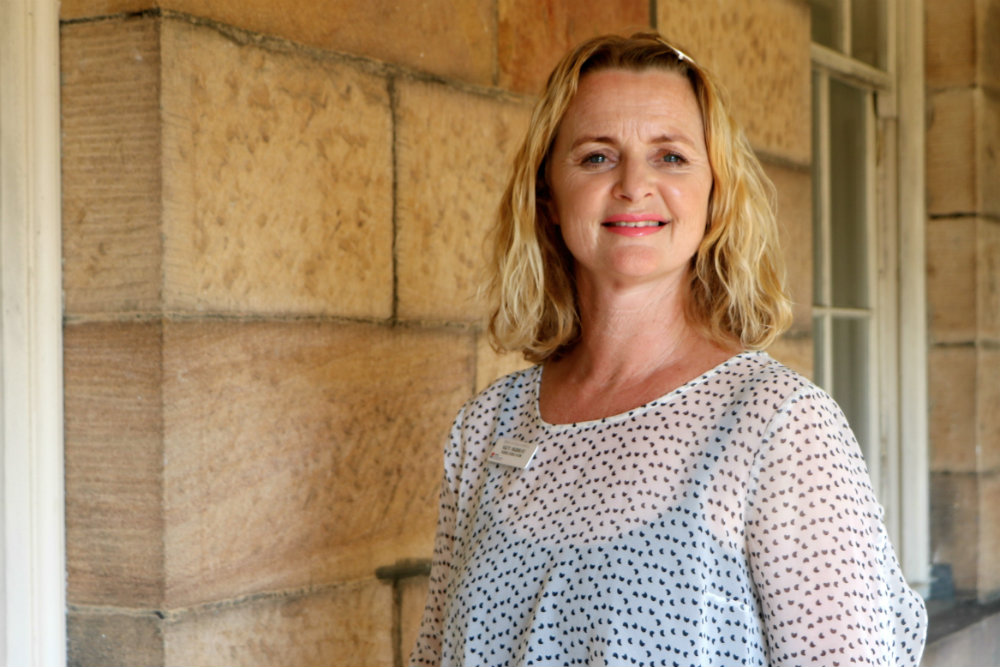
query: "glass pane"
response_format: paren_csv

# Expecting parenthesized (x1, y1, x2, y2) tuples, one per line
(829, 79, 869, 308)
(851, 0, 886, 69)
(812, 72, 828, 306)
(831, 317, 872, 463)
(810, 0, 842, 50)
(813, 314, 828, 389)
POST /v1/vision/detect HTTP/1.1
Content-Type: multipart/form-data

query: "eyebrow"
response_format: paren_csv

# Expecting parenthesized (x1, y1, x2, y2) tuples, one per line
(567, 133, 697, 151)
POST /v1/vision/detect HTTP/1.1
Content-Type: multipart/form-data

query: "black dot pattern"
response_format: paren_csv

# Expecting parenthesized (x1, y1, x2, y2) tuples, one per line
(410, 351, 926, 666)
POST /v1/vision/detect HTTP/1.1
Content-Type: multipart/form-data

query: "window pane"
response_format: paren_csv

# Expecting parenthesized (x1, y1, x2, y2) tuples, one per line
(812, 72, 828, 306)
(832, 316, 872, 463)
(813, 314, 829, 389)
(851, 0, 886, 69)
(829, 79, 869, 308)
(810, 0, 842, 50)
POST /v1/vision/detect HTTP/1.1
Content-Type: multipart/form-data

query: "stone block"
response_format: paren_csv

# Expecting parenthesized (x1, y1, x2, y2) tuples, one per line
(162, 320, 473, 607)
(68, 609, 164, 667)
(61, 17, 163, 316)
(930, 471, 980, 594)
(927, 88, 977, 216)
(981, 0, 1000, 91)
(980, 89, 1000, 219)
(395, 80, 532, 322)
(929, 345, 978, 473)
(160, 19, 393, 318)
(475, 332, 533, 393)
(979, 346, 1000, 473)
(64, 321, 165, 607)
(927, 218, 978, 344)
(162, 0, 494, 85)
(496, 0, 650, 94)
(979, 471, 1000, 599)
(60, 0, 154, 18)
(980, 219, 1000, 342)
(926, 0, 977, 89)
(764, 161, 812, 332)
(656, 0, 811, 165)
(164, 579, 393, 666)
(400, 575, 430, 664)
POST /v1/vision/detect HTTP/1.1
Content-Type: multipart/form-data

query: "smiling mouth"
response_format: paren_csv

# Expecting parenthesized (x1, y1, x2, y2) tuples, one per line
(601, 220, 666, 228)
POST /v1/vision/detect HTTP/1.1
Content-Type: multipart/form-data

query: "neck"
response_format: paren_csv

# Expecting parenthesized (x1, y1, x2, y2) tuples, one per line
(539, 272, 740, 424)
(565, 274, 703, 381)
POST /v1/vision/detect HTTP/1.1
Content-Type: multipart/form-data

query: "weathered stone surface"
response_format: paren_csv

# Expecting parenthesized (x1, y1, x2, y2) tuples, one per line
(60, 0, 154, 18)
(656, 0, 811, 165)
(979, 471, 1000, 599)
(64, 321, 165, 607)
(162, 320, 473, 607)
(395, 79, 531, 322)
(929, 346, 978, 473)
(62, 0, 496, 86)
(927, 218, 978, 344)
(68, 609, 164, 667)
(497, 0, 650, 93)
(980, 89, 1000, 219)
(927, 88, 977, 216)
(927, 86, 999, 221)
(980, 219, 1000, 342)
(160, 20, 393, 318)
(475, 332, 534, 393)
(400, 575, 431, 663)
(61, 17, 163, 316)
(931, 471, 980, 594)
(978, 346, 1000, 473)
(764, 161, 812, 332)
(165, 579, 393, 666)
(926, 0, 977, 89)
(982, 0, 1000, 90)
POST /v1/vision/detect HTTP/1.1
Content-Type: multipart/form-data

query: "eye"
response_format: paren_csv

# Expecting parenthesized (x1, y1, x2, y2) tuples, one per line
(661, 152, 686, 164)
(583, 153, 608, 165)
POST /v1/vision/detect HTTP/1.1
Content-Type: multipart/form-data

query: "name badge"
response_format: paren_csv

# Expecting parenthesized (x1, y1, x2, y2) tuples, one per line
(488, 437, 539, 469)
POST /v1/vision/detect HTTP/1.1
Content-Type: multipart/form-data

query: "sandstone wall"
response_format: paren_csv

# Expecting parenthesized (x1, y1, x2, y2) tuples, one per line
(61, 2, 814, 664)
(925, 0, 1000, 602)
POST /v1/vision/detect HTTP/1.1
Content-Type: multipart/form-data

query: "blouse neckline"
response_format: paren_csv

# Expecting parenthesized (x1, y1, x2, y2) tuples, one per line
(531, 349, 764, 431)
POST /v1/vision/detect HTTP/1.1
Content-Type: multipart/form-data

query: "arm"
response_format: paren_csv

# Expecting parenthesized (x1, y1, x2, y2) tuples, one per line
(408, 407, 465, 666)
(745, 387, 927, 666)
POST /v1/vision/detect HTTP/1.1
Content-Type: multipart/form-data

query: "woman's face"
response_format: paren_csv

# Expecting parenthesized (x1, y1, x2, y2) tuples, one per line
(547, 67, 713, 293)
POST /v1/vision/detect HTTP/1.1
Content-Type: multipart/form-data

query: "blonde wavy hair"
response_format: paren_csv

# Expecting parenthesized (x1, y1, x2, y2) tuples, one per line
(486, 32, 792, 363)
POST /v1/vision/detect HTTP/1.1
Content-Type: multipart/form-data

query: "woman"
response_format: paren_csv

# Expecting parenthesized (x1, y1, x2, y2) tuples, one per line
(411, 33, 926, 667)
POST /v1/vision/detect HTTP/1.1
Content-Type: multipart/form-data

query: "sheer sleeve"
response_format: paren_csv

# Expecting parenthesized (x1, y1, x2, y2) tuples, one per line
(408, 406, 465, 666)
(745, 387, 927, 666)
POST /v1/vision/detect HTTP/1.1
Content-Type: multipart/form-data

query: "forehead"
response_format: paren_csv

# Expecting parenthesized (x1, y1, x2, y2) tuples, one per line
(558, 68, 704, 139)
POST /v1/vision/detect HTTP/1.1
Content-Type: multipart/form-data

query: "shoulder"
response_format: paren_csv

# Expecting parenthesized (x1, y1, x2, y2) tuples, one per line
(451, 364, 539, 431)
(712, 351, 853, 443)
(720, 350, 821, 413)
(750, 354, 849, 432)
(741, 355, 867, 480)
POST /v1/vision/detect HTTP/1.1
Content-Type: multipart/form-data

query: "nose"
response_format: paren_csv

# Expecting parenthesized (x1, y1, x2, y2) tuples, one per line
(612, 156, 654, 201)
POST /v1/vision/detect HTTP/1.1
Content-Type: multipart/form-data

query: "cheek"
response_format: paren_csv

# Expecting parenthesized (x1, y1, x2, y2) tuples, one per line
(668, 180, 712, 226)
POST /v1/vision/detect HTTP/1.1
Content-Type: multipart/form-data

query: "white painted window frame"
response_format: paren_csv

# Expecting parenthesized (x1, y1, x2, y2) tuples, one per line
(895, 0, 930, 596)
(811, 65, 881, 486)
(0, 0, 67, 664)
(809, 0, 930, 594)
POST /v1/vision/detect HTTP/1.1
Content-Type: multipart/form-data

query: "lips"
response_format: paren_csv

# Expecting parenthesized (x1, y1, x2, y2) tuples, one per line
(602, 220, 664, 229)
(601, 214, 668, 236)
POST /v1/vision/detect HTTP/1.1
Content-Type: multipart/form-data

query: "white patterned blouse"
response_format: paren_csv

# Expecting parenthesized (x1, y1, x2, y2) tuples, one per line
(410, 351, 927, 667)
